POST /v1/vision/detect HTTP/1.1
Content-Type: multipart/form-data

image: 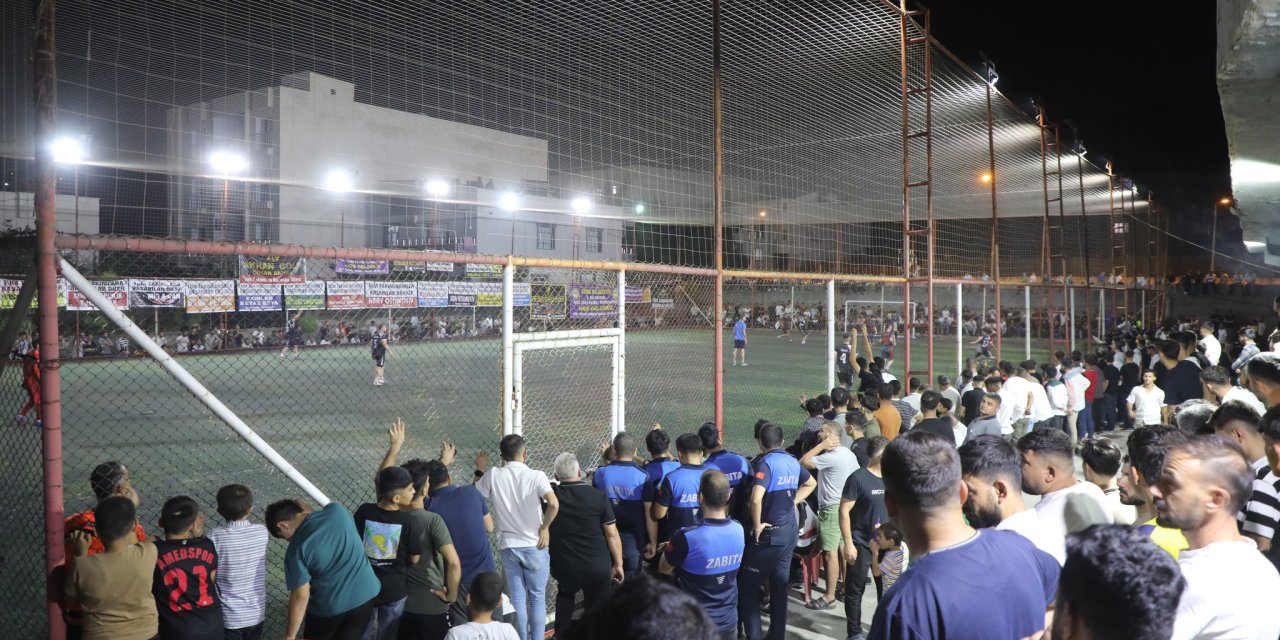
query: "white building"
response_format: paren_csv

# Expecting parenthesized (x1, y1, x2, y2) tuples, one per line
(1, 191, 100, 236)
(166, 71, 626, 261)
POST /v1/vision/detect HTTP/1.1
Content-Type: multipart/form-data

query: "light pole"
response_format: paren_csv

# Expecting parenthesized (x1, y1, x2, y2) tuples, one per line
(426, 179, 449, 249)
(53, 136, 87, 234)
(210, 152, 247, 242)
(1212, 197, 1231, 272)
(326, 170, 355, 247)
(572, 197, 592, 260)
(500, 192, 520, 255)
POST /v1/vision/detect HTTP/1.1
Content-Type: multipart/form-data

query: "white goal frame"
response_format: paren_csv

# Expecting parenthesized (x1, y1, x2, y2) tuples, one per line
(843, 299, 916, 334)
(510, 328, 624, 437)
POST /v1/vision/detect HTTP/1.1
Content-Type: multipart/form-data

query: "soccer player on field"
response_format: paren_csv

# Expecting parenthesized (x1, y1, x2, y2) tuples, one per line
(371, 323, 395, 386)
(880, 328, 896, 372)
(732, 315, 748, 366)
(15, 345, 41, 426)
(279, 309, 304, 360)
(836, 333, 854, 389)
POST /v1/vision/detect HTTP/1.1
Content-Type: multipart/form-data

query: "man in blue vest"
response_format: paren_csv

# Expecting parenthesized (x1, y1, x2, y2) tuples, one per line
(740, 421, 816, 640)
(652, 433, 710, 544)
(699, 422, 752, 525)
(642, 427, 680, 560)
(592, 432, 649, 577)
(661, 469, 745, 640)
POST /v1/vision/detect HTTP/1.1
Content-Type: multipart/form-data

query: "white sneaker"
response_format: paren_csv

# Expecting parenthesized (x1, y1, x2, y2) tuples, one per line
(742, 362, 749, 367)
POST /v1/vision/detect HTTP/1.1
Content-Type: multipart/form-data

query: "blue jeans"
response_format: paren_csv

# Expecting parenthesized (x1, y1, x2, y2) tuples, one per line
(362, 596, 405, 640)
(501, 546, 549, 640)
(1078, 400, 1095, 439)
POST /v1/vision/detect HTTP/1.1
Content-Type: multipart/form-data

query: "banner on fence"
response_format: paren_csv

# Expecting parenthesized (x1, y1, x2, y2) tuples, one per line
(284, 282, 326, 310)
(447, 281, 476, 307)
(625, 286, 651, 304)
(184, 280, 236, 314)
(365, 281, 417, 308)
(326, 281, 367, 309)
(417, 282, 450, 308)
(391, 260, 454, 273)
(334, 259, 389, 275)
(568, 284, 617, 318)
(237, 283, 283, 311)
(465, 263, 502, 279)
(128, 279, 186, 308)
(651, 287, 676, 310)
(239, 256, 306, 284)
(1, 278, 68, 309)
(513, 283, 532, 306)
(475, 282, 502, 307)
(531, 284, 566, 320)
(67, 279, 129, 311)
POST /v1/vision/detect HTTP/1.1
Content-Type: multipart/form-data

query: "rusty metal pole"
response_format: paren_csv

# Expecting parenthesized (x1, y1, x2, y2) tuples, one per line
(1076, 152, 1092, 350)
(711, 0, 725, 432)
(33, 1, 67, 638)
(984, 79, 1002, 360)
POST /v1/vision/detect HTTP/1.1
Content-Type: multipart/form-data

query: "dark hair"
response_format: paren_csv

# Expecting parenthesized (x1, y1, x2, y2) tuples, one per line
(265, 499, 304, 538)
(1058, 525, 1185, 640)
(939, 397, 953, 412)
(499, 434, 526, 461)
(958, 435, 1022, 486)
(1077, 437, 1123, 477)
(1019, 359, 1037, 372)
(1016, 427, 1073, 465)
(1084, 354, 1099, 367)
(1000, 361, 1016, 375)
(93, 496, 138, 544)
(846, 411, 869, 432)
(879, 521, 904, 546)
(1174, 331, 1199, 354)
(401, 458, 431, 497)
(919, 390, 941, 412)
(215, 484, 253, 521)
(1125, 426, 1188, 486)
(937, 374, 951, 386)
(699, 469, 731, 509)
(860, 394, 881, 412)
(646, 428, 671, 456)
(877, 384, 894, 401)
(90, 461, 128, 501)
(676, 433, 704, 456)
(1198, 365, 1231, 387)
(984, 377, 1003, 389)
(614, 432, 638, 456)
(425, 459, 451, 489)
(569, 574, 718, 640)
(866, 435, 890, 462)
(757, 422, 784, 449)
(817, 394, 832, 409)
(908, 377, 923, 392)
(1262, 405, 1280, 442)
(1209, 400, 1262, 436)
(1201, 320, 1216, 332)
(376, 466, 414, 501)
(890, 380, 903, 396)
(1173, 435, 1253, 513)
(160, 495, 200, 536)
(1247, 352, 1280, 386)
(468, 571, 506, 612)
(881, 431, 961, 511)
(1157, 339, 1180, 361)
(983, 391, 1003, 406)
(830, 387, 849, 407)
(804, 398, 824, 416)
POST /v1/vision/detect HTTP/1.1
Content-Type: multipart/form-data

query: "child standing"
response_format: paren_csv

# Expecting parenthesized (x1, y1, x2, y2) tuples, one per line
(64, 496, 159, 640)
(870, 522, 908, 598)
(208, 484, 269, 640)
(444, 573, 518, 640)
(354, 466, 423, 639)
(152, 495, 224, 639)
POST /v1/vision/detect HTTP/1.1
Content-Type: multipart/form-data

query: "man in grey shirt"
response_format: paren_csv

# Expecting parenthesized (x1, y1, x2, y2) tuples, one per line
(798, 422, 859, 609)
(964, 393, 1007, 443)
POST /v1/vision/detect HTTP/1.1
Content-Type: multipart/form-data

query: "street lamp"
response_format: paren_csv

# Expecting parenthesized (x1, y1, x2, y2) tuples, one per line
(634, 203, 645, 214)
(500, 193, 521, 254)
(209, 152, 246, 242)
(1212, 197, 1233, 272)
(424, 180, 449, 249)
(980, 173, 992, 184)
(326, 170, 354, 247)
(54, 136, 88, 234)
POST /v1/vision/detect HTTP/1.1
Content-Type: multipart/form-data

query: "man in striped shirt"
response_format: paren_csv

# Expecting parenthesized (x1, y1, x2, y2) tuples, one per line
(208, 484, 269, 639)
(1210, 402, 1280, 552)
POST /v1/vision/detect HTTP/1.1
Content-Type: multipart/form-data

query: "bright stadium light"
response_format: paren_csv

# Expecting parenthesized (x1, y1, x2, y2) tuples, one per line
(209, 151, 246, 175)
(426, 179, 450, 197)
(499, 192, 520, 210)
(325, 170, 354, 192)
(1219, 197, 1232, 206)
(634, 203, 645, 214)
(53, 137, 85, 164)
(572, 197, 592, 213)
(980, 173, 992, 183)
(758, 210, 768, 218)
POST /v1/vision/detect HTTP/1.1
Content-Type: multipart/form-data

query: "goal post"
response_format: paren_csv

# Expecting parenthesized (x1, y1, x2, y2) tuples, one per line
(511, 329, 623, 437)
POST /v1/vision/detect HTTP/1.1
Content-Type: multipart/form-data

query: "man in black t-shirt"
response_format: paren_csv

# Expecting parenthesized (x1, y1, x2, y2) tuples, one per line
(914, 391, 955, 443)
(1156, 339, 1204, 424)
(960, 375, 987, 425)
(370, 323, 395, 386)
(549, 452, 624, 639)
(354, 466, 423, 640)
(279, 309, 304, 360)
(837, 333, 855, 388)
(152, 496, 223, 640)
(838, 436, 889, 639)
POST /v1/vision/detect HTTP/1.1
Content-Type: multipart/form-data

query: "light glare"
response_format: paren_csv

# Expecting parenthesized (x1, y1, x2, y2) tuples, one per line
(325, 170, 354, 192)
(53, 137, 85, 164)
(499, 193, 520, 210)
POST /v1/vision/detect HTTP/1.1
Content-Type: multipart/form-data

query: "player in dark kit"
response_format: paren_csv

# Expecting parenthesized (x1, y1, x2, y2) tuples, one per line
(279, 309, 304, 360)
(836, 333, 854, 389)
(371, 323, 395, 386)
(152, 495, 224, 640)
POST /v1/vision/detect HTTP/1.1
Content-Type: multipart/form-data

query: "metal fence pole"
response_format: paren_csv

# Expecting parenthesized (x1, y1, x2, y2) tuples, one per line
(1024, 285, 1031, 360)
(827, 279, 836, 391)
(956, 282, 962, 374)
(502, 260, 515, 435)
(617, 269, 627, 434)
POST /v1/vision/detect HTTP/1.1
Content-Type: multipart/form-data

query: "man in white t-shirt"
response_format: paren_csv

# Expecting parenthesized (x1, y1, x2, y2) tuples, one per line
(1000, 362, 1035, 440)
(1017, 428, 1113, 542)
(1062, 359, 1091, 446)
(1019, 361, 1053, 431)
(445, 572, 519, 640)
(1200, 365, 1265, 416)
(1149, 436, 1280, 640)
(959, 434, 1065, 563)
(985, 377, 1017, 437)
(1199, 322, 1222, 367)
(938, 375, 962, 411)
(474, 436, 560, 640)
(1127, 371, 1166, 427)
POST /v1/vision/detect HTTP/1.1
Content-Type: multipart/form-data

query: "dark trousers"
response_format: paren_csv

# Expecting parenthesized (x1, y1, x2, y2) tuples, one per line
(553, 572, 614, 639)
(622, 551, 642, 578)
(305, 598, 376, 640)
(843, 542, 872, 638)
(398, 611, 451, 640)
(224, 624, 264, 640)
(738, 532, 796, 640)
(447, 580, 472, 627)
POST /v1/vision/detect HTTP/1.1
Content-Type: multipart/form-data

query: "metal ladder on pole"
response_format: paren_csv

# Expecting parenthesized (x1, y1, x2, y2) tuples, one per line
(1038, 107, 1070, 360)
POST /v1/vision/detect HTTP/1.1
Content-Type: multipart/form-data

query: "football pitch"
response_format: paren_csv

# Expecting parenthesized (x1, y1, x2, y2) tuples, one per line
(0, 328, 1050, 635)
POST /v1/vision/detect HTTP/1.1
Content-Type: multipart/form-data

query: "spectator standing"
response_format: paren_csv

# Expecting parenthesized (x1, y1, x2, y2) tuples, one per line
(1209, 402, 1280, 552)
(425, 460, 496, 626)
(868, 431, 1059, 640)
(1078, 437, 1138, 526)
(1127, 371, 1166, 427)
(473, 435, 560, 640)
(698, 423, 753, 528)
(652, 434, 710, 546)
(1118, 427, 1190, 558)
(1246, 352, 1280, 407)
(1041, 364, 1069, 435)
(1000, 362, 1034, 439)
(839, 436, 890, 640)
(1158, 339, 1204, 424)
(1199, 322, 1222, 366)
(1017, 429, 1113, 540)
(959, 375, 986, 424)
(798, 422, 859, 610)
(937, 375, 961, 412)
(151, 496, 223, 640)
(873, 385, 904, 440)
(1150, 436, 1280, 639)
(442, 573, 519, 640)
(549, 453, 624, 639)
(267, 499, 381, 640)
(958, 435, 1065, 563)
(1201, 365, 1266, 415)
(660, 470, 745, 640)
(208, 484, 269, 640)
(592, 432, 650, 578)
(963, 393, 1004, 442)
(1063, 359, 1091, 445)
(389, 450, 462, 640)
(354, 466, 424, 640)
(64, 496, 159, 640)
(867, 523, 906, 595)
(912, 391, 954, 442)
(642, 427, 680, 560)
(1231, 330, 1260, 374)
(740, 422, 815, 640)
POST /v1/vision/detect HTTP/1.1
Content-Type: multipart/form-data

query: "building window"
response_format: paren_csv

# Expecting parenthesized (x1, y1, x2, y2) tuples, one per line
(1113, 222, 1128, 234)
(537, 223, 556, 250)
(585, 228, 603, 253)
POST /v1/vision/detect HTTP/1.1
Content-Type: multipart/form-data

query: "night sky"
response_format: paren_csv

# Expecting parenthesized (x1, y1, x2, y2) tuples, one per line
(921, 0, 1233, 259)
